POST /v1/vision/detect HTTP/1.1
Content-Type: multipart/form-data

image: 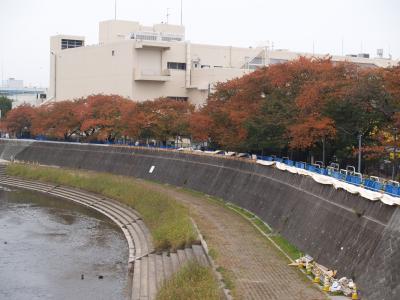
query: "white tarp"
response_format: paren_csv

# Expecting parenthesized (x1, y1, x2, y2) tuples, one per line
(256, 160, 276, 166)
(256, 159, 400, 206)
(182, 150, 399, 206)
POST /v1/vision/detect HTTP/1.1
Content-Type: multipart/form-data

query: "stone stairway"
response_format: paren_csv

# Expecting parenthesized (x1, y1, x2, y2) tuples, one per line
(0, 164, 6, 176)
(134, 245, 209, 300)
(0, 165, 210, 300)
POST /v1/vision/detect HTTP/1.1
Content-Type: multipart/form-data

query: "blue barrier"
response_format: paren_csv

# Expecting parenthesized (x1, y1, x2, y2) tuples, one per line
(385, 184, 400, 197)
(255, 155, 400, 197)
(284, 159, 295, 166)
(320, 169, 329, 176)
(306, 164, 320, 173)
(346, 175, 362, 186)
(362, 179, 382, 192)
(331, 171, 344, 180)
(295, 162, 306, 169)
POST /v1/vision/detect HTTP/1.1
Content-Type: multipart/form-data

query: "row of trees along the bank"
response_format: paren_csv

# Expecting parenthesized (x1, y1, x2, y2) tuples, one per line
(1, 57, 399, 177)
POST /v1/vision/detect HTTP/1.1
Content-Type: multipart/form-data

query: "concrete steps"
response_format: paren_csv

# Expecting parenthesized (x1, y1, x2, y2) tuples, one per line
(131, 247, 209, 300)
(0, 164, 6, 176)
(0, 168, 211, 300)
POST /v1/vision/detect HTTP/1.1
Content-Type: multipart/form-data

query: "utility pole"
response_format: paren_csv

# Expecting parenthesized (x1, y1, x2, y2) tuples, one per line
(341, 37, 344, 56)
(114, 0, 117, 20)
(357, 133, 362, 173)
(392, 129, 398, 180)
(180, 0, 183, 25)
(166, 8, 171, 24)
(1, 59, 4, 87)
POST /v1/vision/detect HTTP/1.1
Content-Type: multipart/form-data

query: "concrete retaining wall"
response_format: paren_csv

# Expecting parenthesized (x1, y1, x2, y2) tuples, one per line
(1, 139, 399, 299)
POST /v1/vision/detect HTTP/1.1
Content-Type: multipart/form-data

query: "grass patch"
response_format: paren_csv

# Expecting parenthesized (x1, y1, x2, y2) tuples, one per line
(6, 163, 196, 251)
(208, 247, 218, 260)
(253, 218, 272, 235)
(216, 266, 235, 291)
(156, 262, 222, 300)
(269, 234, 302, 260)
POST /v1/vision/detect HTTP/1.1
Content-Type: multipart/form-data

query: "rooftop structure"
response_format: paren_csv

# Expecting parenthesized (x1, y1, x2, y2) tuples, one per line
(48, 20, 399, 105)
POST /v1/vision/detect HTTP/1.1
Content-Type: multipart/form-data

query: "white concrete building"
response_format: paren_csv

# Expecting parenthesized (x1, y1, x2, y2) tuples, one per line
(1, 78, 24, 89)
(49, 20, 399, 106)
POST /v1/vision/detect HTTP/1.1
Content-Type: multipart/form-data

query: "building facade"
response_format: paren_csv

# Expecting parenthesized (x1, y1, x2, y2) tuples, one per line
(49, 20, 399, 106)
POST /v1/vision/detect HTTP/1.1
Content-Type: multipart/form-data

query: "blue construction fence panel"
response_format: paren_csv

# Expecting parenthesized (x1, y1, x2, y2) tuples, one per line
(364, 179, 382, 192)
(346, 175, 362, 186)
(256, 154, 399, 197)
(385, 184, 400, 197)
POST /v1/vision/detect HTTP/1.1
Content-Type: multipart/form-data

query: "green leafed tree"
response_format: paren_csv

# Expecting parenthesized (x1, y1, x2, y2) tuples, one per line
(0, 96, 13, 119)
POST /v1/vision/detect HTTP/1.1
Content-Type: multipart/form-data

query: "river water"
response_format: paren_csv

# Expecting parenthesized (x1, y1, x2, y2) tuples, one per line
(0, 188, 129, 300)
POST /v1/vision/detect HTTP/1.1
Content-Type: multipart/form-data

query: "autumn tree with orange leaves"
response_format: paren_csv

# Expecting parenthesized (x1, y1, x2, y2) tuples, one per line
(196, 57, 400, 171)
(32, 100, 85, 140)
(1, 58, 399, 176)
(79, 95, 133, 141)
(1, 104, 36, 138)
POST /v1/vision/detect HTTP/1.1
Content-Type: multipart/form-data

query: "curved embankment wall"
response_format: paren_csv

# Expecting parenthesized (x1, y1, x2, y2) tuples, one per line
(1, 139, 399, 300)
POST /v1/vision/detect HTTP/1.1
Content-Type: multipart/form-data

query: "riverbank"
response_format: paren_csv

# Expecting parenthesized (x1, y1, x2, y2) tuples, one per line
(7, 163, 196, 251)
(2, 165, 222, 299)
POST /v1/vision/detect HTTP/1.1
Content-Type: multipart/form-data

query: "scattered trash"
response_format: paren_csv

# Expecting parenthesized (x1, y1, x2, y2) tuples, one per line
(98, 275, 103, 279)
(330, 281, 340, 292)
(4, 241, 7, 244)
(290, 255, 358, 297)
(81, 274, 84, 280)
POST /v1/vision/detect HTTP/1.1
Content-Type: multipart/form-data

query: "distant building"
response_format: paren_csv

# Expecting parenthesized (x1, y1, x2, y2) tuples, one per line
(0, 78, 46, 107)
(1, 78, 24, 89)
(48, 20, 399, 106)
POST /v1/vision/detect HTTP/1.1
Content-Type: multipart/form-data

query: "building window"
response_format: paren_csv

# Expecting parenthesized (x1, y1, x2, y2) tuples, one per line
(161, 36, 183, 42)
(112, 50, 115, 56)
(167, 96, 188, 102)
(61, 39, 83, 50)
(167, 62, 186, 70)
(269, 58, 288, 65)
(201, 65, 210, 68)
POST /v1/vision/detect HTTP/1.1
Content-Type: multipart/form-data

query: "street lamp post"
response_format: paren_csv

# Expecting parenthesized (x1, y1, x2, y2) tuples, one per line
(337, 126, 363, 173)
(322, 136, 326, 167)
(51, 51, 57, 100)
(357, 133, 362, 173)
(392, 128, 398, 180)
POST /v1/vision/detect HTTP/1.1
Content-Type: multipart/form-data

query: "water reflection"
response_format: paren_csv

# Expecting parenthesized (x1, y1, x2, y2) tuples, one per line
(0, 188, 129, 300)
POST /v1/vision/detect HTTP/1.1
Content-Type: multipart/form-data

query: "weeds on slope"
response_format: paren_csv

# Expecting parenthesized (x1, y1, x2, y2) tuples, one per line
(156, 262, 222, 300)
(7, 163, 196, 251)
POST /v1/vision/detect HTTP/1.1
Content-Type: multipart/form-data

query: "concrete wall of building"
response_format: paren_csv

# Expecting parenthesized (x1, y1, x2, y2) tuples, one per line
(48, 36, 257, 104)
(190, 68, 249, 89)
(1, 139, 399, 299)
(52, 42, 134, 100)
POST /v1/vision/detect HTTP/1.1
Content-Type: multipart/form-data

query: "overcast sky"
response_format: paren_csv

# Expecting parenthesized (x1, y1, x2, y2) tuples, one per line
(0, 0, 399, 87)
